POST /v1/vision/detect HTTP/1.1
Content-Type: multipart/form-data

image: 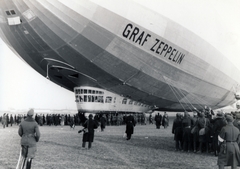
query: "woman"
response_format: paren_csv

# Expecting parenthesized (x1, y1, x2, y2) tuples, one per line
(162, 112, 169, 128)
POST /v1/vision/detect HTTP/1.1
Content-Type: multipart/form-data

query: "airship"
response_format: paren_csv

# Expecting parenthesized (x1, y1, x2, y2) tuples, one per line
(0, 0, 239, 113)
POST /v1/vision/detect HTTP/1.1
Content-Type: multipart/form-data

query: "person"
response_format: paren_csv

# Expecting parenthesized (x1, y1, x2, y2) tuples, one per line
(6, 114, 9, 127)
(17, 109, 40, 169)
(125, 113, 136, 140)
(172, 113, 183, 151)
(81, 114, 98, 149)
(181, 111, 194, 152)
(60, 114, 65, 129)
(100, 114, 106, 131)
(191, 111, 199, 153)
(212, 111, 227, 156)
(162, 112, 169, 128)
(218, 115, 240, 169)
(233, 113, 240, 131)
(149, 114, 153, 124)
(2, 113, 7, 128)
(10, 114, 13, 126)
(155, 113, 162, 129)
(69, 115, 75, 130)
(195, 112, 211, 153)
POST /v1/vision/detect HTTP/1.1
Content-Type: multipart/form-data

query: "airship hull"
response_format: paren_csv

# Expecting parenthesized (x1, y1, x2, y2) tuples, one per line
(0, 0, 239, 111)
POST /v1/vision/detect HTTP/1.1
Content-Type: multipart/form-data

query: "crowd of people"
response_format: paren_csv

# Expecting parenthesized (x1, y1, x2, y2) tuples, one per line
(172, 108, 240, 169)
(0, 112, 147, 128)
(4, 108, 240, 168)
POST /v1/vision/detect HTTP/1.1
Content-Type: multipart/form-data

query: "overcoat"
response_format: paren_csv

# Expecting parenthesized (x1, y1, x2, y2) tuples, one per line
(195, 117, 210, 143)
(100, 116, 106, 129)
(18, 116, 40, 147)
(82, 118, 98, 142)
(212, 117, 227, 152)
(155, 114, 162, 127)
(162, 114, 169, 127)
(125, 115, 136, 135)
(218, 122, 240, 167)
(172, 117, 182, 141)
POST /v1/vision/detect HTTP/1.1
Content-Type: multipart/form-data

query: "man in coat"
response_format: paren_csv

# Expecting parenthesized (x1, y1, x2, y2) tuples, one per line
(181, 111, 194, 152)
(218, 115, 240, 169)
(155, 113, 162, 129)
(212, 111, 227, 156)
(125, 113, 136, 140)
(82, 114, 99, 149)
(172, 113, 183, 151)
(17, 109, 40, 169)
(100, 114, 106, 132)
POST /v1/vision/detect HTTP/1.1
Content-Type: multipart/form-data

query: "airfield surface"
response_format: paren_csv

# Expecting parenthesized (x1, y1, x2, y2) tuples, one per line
(0, 122, 232, 169)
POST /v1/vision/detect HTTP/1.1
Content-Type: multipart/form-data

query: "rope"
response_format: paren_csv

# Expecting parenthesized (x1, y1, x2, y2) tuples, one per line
(165, 81, 186, 111)
(162, 75, 204, 112)
(170, 84, 194, 112)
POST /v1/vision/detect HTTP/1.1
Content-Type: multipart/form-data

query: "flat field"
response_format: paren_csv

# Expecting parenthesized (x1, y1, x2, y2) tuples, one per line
(0, 122, 232, 169)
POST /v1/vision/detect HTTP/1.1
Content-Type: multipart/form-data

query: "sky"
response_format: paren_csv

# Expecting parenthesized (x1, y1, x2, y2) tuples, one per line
(0, 38, 76, 111)
(0, 0, 240, 111)
(136, 0, 240, 68)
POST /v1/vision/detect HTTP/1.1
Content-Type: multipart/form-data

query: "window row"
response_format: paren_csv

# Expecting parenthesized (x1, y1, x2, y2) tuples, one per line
(75, 89, 104, 95)
(75, 95, 149, 107)
(76, 95, 104, 103)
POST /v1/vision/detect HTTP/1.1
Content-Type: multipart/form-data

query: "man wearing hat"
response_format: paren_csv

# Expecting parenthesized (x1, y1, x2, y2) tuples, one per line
(212, 111, 227, 156)
(217, 115, 240, 169)
(17, 109, 40, 169)
(81, 114, 99, 149)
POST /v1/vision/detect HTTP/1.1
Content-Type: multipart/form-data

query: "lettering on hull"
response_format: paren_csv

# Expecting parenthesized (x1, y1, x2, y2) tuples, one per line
(122, 23, 185, 64)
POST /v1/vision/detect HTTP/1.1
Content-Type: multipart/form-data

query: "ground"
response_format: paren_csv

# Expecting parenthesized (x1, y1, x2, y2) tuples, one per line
(0, 122, 234, 169)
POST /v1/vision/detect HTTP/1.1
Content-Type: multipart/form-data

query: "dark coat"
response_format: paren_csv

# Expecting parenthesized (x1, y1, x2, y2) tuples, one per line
(155, 114, 162, 127)
(125, 115, 136, 135)
(181, 116, 194, 143)
(82, 118, 98, 142)
(18, 116, 40, 147)
(172, 117, 182, 141)
(212, 117, 227, 151)
(233, 119, 240, 131)
(218, 122, 240, 167)
(195, 117, 210, 143)
(100, 116, 106, 129)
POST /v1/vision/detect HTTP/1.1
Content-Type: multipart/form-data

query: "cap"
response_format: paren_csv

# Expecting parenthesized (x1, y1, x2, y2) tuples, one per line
(216, 111, 224, 118)
(226, 115, 233, 122)
(27, 109, 34, 116)
(199, 112, 204, 118)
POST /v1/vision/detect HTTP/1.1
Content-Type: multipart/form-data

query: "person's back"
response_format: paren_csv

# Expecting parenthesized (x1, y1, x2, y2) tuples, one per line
(17, 109, 40, 169)
(19, 117, 40, 147)
(218, 115, 240, 169)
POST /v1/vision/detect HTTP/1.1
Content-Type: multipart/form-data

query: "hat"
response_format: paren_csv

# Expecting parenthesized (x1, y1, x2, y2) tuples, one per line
(226, 115, 233, 122)
(236, 113, 240, 119)
(89, 114, 93, 118)
(27, 109, 34, 116)
(216, 111, 224, 118)
(199, 112, 204, 118)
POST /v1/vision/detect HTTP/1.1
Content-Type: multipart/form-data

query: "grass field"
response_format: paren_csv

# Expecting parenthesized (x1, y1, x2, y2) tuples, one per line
(0, 121, 233, 169)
